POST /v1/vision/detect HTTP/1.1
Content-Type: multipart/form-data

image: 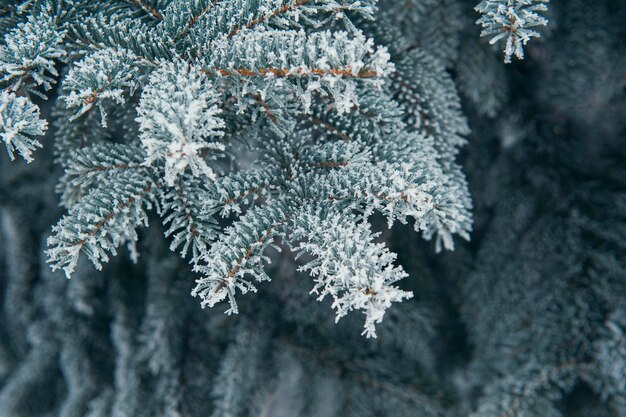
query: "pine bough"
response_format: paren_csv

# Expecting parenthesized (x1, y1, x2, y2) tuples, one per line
(475, 0, 549, 63)
(1, 0, 478, 336)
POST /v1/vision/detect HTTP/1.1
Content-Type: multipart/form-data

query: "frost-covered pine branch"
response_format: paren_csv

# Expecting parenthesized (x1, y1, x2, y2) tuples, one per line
(0, 91, 46, 162)
(0, 4, 62, 162)
(62, 47, 144, 126)
(0, 4, 66, 93)
(199, 29, 393, 113)
(0, 0, 472, 336)
(292, 209, 413, 338)
(475, 0, 549, 63)
(137, 61, 226, 186)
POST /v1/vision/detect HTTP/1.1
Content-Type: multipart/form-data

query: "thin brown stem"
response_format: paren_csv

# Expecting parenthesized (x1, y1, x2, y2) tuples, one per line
(173, 0, 222, 42)
(251, 93, 277, 123)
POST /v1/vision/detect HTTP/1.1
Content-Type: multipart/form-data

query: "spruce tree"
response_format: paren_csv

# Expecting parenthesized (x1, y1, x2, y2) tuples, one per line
(0, 1, 624, 416)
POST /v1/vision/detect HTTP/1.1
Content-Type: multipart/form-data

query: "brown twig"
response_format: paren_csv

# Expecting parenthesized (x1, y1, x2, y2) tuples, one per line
(251, 93, 277, 123)
(175, 180, 199, 239)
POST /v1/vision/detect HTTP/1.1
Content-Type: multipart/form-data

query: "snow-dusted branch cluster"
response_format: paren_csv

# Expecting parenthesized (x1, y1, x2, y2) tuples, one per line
(47, 163, 156, 277)
(475, 0, 549, 63)
(137, 61, 226, 186)
(0, 6, 66, 92)
(0, 4, 64, 162)
(63, 47, 143, 125)
(4, 0, 475, 336)
(0, 91, 46, 162)
(293, 209, 413, 337)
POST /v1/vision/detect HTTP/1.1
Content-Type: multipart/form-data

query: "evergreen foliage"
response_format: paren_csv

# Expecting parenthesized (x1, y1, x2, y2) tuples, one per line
(0, 0, 624, 416)
(0, 91, 45, 162)
(0, 0, 475, 335)
(475, 0, 549, 63)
